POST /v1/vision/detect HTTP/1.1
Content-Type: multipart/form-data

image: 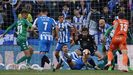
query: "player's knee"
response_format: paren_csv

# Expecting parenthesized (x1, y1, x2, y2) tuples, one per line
(24, 50, 31, 57)
(29, 46, 33, 51)
(29, 46, 34, 55)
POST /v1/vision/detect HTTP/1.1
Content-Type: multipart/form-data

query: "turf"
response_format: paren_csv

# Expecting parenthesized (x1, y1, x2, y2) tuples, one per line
(0, 70, 133, 75)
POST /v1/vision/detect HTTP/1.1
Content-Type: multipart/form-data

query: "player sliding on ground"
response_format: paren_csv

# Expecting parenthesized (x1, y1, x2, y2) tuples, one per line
(53, 44, 100, 71)
(104, 13, 129, 72)
(0, 9, 33, 67)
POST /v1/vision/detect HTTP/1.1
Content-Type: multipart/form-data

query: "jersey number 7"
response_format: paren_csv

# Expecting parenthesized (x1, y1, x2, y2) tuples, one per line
(43, 22, 48, 31)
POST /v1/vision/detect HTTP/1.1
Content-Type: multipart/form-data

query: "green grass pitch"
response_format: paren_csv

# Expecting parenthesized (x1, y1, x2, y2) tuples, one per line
(0, 70, 133, 75)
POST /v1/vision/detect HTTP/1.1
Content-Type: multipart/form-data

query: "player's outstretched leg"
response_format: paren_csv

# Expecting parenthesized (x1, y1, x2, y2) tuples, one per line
(94, 50, 103, 61)
(55, 51, 60, 62)
(87, 58, 100, 70)
(41, 54, 50, 67)
(16, 49, 32, 65)
(121, 50, 128, 72)
(29, 46, 34, 56)
(106, 50, 113, 67)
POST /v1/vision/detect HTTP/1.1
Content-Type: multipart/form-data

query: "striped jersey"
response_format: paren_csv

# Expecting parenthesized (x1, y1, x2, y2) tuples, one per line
(32, 15, 57, 41)
(70, 52, 80, 60)
(73, 15, 84, 32)
(60, 51, 80, 66)
(98, 23, 111, 45)
(57, 21, 72, 43)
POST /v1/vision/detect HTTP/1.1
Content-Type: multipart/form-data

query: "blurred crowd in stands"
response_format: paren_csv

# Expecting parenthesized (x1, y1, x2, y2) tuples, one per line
(0, 0, 133, 43)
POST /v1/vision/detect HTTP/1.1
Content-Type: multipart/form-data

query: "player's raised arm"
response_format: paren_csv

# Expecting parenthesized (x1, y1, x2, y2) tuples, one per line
(2, 21, 17, 37)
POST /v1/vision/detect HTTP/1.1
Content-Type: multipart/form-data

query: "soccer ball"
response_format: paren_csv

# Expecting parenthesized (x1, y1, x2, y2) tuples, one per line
(83, 49, 90, 55)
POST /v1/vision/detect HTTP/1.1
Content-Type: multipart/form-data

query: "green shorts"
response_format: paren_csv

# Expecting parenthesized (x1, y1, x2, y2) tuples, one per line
(17, 37, 29, 51)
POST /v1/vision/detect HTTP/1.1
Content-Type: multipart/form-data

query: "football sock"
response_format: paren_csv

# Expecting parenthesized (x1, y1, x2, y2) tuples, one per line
(41, 55, 50, 67)
(39, 54, 44, 67)
(107, 50, 113, 63)
(55, 59, 63, 69)
(27, 56, 31, 65)
(55, 56, 60, 63)
(123, 54, 128, 66)
(128, 57, 130, 66)
(16, 56, 28, 64)
(87, 58, 96, 67)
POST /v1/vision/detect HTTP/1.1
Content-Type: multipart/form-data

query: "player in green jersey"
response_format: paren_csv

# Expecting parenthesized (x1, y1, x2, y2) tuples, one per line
(0, 9, 33, 66)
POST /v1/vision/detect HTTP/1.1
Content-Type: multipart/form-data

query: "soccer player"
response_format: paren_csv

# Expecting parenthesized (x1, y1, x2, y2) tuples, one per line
(105, 13, 129, 72)
(73, 8, 84, 34)
(98, 19, 111, 52)
(32, 8, 57, 68)
(101, 26, 121, 70)
(103, 22, 132, 71)
(0, 9, 33, 65)
(97, 19, 114, 70)
(54, 13, 73, 63)
(53, 44, 98, 71)
(75, 27, 103, 60)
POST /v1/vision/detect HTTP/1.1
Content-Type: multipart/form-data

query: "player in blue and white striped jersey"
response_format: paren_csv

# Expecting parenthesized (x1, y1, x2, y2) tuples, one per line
(32, 8, 57, 68)
(53, 44, 99, 71)
(54, 13, 73, 63)
(73, 9, 84, 34)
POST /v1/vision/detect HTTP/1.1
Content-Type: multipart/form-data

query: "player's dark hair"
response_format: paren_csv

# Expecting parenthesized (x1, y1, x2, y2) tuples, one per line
(21, 9, 29, 14)
(58, 13, 64, 17)
(62, 44, 67, 48)
(40, 8, 48, 13)
(118, 12, 125, 19)
(81, 27, 89, 32)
